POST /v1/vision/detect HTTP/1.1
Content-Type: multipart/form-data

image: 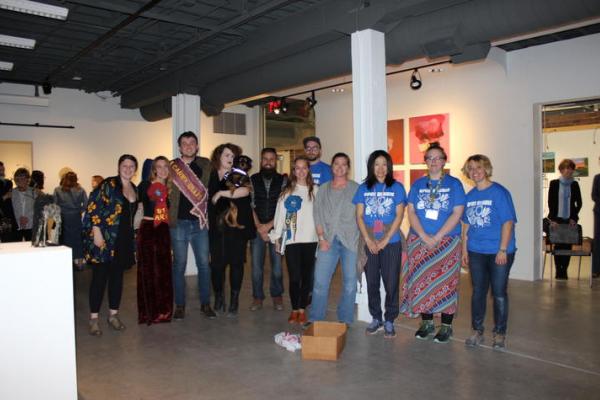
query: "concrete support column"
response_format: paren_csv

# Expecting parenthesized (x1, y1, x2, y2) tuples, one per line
(171, 93, 201, 159)
(172, 93, 201, 276)
(351, 29, 388, 322)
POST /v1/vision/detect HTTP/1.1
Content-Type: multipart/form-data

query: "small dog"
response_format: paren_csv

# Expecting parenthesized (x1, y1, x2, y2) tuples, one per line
(220, 155, 252, 229)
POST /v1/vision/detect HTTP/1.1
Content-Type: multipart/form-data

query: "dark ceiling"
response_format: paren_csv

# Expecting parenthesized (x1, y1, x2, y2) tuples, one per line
(1, 0, 600, 117)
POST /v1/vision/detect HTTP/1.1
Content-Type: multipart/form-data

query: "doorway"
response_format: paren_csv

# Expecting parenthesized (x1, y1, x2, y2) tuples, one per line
(538, 98, 600, 282)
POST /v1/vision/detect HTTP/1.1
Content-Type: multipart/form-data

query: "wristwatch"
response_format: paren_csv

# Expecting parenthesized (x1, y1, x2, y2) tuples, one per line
(318, 235, 325, 241)
(498, 248, 507, 253)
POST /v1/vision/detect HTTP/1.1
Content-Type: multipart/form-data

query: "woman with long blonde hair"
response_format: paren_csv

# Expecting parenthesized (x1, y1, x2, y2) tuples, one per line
(269, 156, 318, 324)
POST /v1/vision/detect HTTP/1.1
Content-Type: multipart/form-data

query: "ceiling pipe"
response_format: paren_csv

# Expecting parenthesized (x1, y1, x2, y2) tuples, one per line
(135, 0, 600, 119)
(45, 0, 164, 85)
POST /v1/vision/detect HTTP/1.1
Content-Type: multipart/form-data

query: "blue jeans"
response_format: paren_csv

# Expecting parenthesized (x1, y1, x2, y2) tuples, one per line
(310, 237, 358, 324)
(170, 220, 211, 306)
(468, 251, 515, 335)
(251, 236, 283, 299)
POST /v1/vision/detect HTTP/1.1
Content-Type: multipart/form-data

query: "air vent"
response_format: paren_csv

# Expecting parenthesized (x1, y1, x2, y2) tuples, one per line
(213, 112, 246, 135)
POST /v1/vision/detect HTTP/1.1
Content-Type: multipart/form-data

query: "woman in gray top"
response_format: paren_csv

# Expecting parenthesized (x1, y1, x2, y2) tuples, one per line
(310, 152, 360, 325)
(54, 171, 88, 267)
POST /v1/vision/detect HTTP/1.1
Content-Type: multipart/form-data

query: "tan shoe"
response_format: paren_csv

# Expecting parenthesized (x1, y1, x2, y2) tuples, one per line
(249, 299, 263, 311)
(107, 314, 126, 331)
(89, 318, 102, 336)
(273, 296, 284, 311)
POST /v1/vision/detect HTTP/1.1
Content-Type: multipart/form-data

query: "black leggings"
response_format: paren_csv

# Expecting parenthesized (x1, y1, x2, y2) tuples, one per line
(89, 261, 124, 313)
(422, 312, 454, 325)
(210, 235, 248, 293)
(285, 242, 317, 310)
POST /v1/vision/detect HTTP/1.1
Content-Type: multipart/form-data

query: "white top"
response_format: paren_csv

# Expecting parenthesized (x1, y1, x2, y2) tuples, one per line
(270, 184, 318, 245)
(11, 188, 35, 230)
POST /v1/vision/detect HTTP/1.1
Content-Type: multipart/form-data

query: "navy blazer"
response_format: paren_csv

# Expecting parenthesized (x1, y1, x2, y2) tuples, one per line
(547, 179, 582, 222)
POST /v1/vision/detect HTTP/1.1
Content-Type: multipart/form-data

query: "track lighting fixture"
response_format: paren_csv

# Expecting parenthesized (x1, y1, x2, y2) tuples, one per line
(305, 90, 317, 108)
(410, 69, 422, 90)
(280, 98, 288, 113)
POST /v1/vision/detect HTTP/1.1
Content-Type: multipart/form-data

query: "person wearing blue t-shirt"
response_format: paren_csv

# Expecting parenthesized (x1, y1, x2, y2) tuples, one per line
(401, 142, 465, 344)
(461, 154, 517, 351)
(353, 150, 406, 339)
(303, 136, 332, 186)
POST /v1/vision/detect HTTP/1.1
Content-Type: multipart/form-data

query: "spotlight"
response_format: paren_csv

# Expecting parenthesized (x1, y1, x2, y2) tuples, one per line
(42, 81, 52, 95)
(410, 69, 422, 90)
(280, 98, 288, 113)
(305, 90, 317, 108)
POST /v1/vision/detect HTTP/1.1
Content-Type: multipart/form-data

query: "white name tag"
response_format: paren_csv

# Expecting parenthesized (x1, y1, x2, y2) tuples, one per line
(425, 209, 439, 220)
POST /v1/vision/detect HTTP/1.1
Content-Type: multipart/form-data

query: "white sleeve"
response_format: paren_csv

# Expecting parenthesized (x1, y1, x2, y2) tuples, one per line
(269, 196, 286, 243)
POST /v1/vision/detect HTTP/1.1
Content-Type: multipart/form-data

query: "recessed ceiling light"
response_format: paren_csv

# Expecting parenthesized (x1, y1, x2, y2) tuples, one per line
(0, 0, 69, 20)
(72, 76, 82, 81)
(429, 67, 444, 73)
(0, 61, 14, 71)
(0, 34, 36, 49)
(331, 87, 344, 93)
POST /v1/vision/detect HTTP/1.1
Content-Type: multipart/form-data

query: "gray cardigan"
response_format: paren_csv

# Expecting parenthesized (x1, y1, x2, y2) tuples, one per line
(313, 180, 359, 251)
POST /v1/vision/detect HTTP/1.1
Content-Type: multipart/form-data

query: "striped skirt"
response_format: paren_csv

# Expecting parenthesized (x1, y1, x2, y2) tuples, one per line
(399, 233, 462, 317)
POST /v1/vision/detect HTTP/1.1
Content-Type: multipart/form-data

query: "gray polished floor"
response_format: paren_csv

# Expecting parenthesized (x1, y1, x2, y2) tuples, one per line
(74, 258, 600, 400)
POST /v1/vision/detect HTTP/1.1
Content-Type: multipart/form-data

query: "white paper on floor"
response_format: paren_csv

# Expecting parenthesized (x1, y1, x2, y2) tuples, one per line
(274, 332, 302, 352)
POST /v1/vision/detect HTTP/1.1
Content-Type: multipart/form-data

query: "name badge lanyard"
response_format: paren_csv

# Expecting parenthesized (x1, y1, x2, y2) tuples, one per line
(373, 183, 384, 234)
(427, 173, 444, 206)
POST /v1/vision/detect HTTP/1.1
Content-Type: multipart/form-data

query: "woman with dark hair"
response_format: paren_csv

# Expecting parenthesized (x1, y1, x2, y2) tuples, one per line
(29, 170, 45, 194)
(11, 167, 35, 242)
(137, 156, 173, 324)
(53, 171, 88, 268)
(401, 142, 465, 344)
(83, 154, 138, 336)
(270, 156, 318, 324)
(353, 150, 406, 338)
(208, 143, 256, 316)
(547, 159, 582, 280)
(461, 154, 517, 350)
(310, 153, 359, 326)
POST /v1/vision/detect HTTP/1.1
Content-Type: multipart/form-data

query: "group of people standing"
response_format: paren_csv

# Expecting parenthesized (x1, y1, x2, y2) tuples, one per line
(0, 132, 519, 351)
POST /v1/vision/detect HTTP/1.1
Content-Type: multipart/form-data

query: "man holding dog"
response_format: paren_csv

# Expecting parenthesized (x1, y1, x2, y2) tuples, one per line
(168, 131, 216, 320)
(250, 148, 286, 311)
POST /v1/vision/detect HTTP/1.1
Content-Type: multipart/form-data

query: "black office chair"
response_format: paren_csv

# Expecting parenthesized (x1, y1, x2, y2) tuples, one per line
(544, 223, 592, 287)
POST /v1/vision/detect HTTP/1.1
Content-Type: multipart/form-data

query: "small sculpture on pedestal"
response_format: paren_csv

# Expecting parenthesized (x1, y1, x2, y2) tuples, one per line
(32, 194, 61, 247)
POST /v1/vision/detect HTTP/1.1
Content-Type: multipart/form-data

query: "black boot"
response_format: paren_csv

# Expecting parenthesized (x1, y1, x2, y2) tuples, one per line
(214, 292, 226, 313)
(227, 291, 239, 317)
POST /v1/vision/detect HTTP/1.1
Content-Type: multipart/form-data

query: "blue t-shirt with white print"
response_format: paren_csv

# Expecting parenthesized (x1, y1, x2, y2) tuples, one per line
(408, 174, 466, 237)
(463, 182, 517, 254)
(310, 161, 332, 186)
(352, 181, 407, 243)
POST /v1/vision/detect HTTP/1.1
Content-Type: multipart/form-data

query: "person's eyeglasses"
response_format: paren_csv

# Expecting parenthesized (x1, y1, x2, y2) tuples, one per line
(305, 146, 320, 152)
(425, 156, 445, 162)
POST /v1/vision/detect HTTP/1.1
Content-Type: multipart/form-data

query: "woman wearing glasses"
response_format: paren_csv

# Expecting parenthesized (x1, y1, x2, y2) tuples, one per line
(401, 142, 465, 343)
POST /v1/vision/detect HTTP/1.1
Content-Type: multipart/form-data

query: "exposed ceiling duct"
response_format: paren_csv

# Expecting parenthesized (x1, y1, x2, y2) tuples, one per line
(136, 0, 600, 119)
(1, 0, 598, 120)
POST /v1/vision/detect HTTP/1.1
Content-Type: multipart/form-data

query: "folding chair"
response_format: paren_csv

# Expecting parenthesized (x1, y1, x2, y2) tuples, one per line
(545, 223, 592, 288)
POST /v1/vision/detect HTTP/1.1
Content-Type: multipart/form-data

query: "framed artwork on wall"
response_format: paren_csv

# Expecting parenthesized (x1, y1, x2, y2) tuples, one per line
(542, 152, 555, 173)
(387, 119, 404, 165)
(409, 113, 450, 163)
(393, 170, 405, 184)
(572, 157, 589, 177)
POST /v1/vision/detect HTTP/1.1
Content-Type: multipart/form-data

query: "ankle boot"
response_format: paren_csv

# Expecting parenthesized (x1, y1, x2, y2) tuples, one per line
(214, 292, 226, 313)
(227, 291, 239, 316)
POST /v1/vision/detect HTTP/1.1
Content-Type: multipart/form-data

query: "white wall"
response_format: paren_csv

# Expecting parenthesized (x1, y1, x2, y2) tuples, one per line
(543, 129, 599, 237)
(315, 33, 600, 281)
(0, 84, 261, 193)
(0, 83, 171, 192)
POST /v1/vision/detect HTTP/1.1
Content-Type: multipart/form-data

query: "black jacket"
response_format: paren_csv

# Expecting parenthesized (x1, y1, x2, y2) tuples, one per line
(251, 172, 284, 224)
(547, 179, 582, 222)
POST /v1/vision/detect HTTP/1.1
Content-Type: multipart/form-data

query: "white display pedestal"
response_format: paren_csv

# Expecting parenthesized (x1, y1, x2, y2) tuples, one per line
(0, 242, 77, 400)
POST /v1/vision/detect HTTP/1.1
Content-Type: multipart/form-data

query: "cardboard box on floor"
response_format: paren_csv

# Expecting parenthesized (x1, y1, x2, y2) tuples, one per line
(302, 321, 347, 361)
